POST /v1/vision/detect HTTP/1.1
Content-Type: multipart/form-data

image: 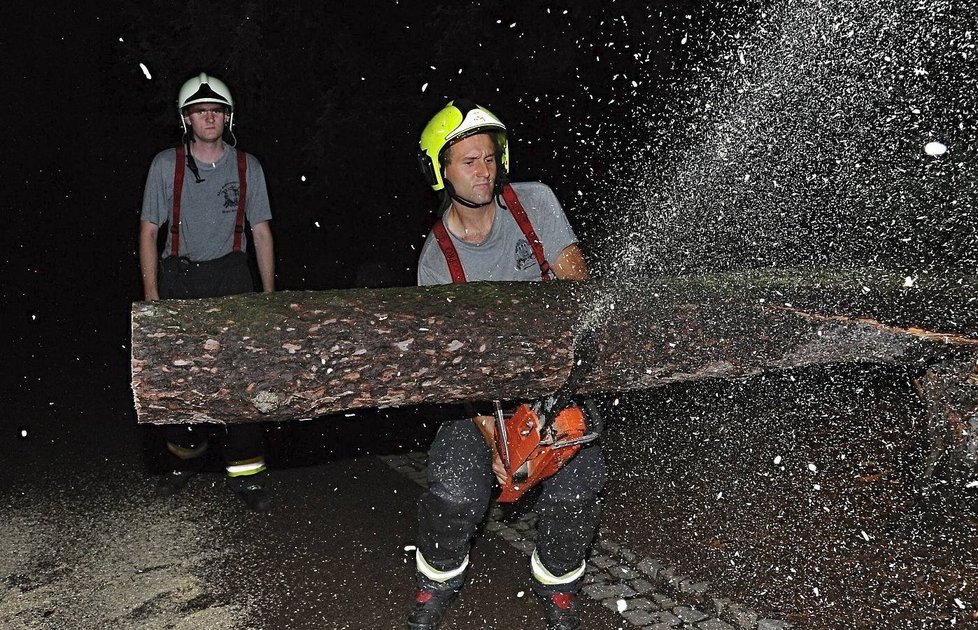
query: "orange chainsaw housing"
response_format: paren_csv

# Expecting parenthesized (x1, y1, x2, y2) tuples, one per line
(494, 403, 589, 503)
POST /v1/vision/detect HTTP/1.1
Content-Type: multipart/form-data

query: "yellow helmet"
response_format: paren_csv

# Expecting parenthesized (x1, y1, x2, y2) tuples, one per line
(418, 99, 508, 191)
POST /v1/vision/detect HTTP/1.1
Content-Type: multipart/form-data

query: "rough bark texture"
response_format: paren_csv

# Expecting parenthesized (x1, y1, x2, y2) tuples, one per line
(131, 269, 978, 426)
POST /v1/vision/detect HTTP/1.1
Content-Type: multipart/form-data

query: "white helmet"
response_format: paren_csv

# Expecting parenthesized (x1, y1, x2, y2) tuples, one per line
(177, 72, 234, 133)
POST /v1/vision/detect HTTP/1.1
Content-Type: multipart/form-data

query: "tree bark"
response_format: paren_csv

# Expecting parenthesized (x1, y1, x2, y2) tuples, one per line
(130, 269, 978, 426)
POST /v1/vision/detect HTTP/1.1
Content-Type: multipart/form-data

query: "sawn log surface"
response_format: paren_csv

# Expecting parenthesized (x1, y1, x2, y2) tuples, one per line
(130, 269, 977, 425)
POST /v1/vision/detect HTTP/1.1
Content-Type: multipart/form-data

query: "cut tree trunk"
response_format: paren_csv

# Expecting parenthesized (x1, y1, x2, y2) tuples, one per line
(131, 268, 977, 426)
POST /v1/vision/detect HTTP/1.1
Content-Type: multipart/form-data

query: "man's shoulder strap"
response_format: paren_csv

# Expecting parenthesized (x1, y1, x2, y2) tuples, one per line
(501, 184, 552, 281)
(170, 145, 186, 257)
(431, 184, 554, 283)
(169, 146, 249, 257)
(432, 219, 467, 283)
(232, 149, 248, 252)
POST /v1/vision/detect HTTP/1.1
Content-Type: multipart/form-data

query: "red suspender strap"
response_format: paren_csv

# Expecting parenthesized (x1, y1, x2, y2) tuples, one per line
(171, 147, 248, 257)
(170, 145, 186, 257)
(432, 185, 554, 283)
(232, 150, 248, 252)
(501, 184, 552, 281)
(432, 220, 467, 283)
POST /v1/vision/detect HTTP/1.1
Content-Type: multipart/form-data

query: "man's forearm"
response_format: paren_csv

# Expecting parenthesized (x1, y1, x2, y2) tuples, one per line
(252, 223, 275, 292)
(257, 250, 275, 292)
(138, 223, 160, 300)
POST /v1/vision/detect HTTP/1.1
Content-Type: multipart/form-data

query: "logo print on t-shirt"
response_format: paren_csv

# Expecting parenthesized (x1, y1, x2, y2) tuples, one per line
(220, 182, 240, 212)
(514, 239, 536, 271)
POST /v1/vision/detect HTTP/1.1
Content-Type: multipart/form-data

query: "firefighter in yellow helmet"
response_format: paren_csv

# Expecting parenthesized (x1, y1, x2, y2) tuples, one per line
(138, 72, 276, 511)
(407, 99, 606, 630)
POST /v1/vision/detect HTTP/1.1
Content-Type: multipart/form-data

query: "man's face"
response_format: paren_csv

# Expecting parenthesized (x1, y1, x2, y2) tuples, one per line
(183, 103, 227, 142)
(443, 133, 497, 207)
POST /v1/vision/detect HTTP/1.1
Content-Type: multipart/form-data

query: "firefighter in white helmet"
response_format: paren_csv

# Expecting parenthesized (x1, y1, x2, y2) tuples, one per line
(407, 99, 606, 630)
(138, 72, 276, 511)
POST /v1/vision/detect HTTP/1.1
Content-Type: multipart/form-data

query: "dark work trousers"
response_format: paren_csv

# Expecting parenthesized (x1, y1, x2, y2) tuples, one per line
(157, 252, 264, 471)
(416, 418, 606, 595)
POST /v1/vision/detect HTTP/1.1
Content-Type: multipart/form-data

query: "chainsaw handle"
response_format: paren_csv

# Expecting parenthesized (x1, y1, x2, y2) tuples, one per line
(581, 398, 604, 435)
(541, 329, 599, 433)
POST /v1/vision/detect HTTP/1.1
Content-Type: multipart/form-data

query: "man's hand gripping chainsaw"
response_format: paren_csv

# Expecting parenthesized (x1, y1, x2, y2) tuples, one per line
(491, 331, 602, 503)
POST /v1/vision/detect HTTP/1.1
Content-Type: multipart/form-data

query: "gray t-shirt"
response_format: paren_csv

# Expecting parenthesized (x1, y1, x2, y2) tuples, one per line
(140, 146, 272, 261)
(417, 182, 577, 286)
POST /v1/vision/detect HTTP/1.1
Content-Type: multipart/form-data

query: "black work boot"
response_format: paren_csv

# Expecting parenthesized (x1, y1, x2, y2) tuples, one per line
(156, 455, 204, 496)
(539, 592, 581, 630)
(235, 481, 270, 512)
(227, 474, 270, 512)
(406, 587, 458, 630)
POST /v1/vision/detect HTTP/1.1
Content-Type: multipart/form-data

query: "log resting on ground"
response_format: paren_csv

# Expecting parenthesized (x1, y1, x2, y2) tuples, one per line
(131, 268, 978, 426)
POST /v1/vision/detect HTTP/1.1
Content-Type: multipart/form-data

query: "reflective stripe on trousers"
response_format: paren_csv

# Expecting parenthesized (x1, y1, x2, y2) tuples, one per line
(166, 441, 208, 460)
(531, 549, 586, 586)
(416, 550, 470, 583)
(226, 456, 266, 477)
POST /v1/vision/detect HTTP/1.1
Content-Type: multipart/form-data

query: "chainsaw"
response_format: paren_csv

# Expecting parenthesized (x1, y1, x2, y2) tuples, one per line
(492, 330, 602, 502)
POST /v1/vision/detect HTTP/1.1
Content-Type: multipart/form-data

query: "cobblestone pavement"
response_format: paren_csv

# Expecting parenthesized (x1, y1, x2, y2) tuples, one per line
(380, 451, 793, 630)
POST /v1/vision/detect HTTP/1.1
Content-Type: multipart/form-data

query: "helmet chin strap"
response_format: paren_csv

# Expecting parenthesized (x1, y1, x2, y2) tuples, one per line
(444, 177, 507, 210)
(224, 116, 237, 147)
(182, 133, 206, 184)
(446, 183, 487, 209)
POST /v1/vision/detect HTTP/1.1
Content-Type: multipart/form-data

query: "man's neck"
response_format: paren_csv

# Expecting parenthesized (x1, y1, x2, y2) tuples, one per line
(447, 202, 496, 244)
(190, 138, 226, 164)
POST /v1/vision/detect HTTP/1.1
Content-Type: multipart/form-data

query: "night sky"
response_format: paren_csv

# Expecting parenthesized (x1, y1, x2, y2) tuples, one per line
(2, 1, 719, 449)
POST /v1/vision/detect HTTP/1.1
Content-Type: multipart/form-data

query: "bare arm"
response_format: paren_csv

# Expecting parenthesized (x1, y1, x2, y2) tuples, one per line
(139, 220, 161, 300)
(252, 220, 275, 292)
(552, 243, 590, 280)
